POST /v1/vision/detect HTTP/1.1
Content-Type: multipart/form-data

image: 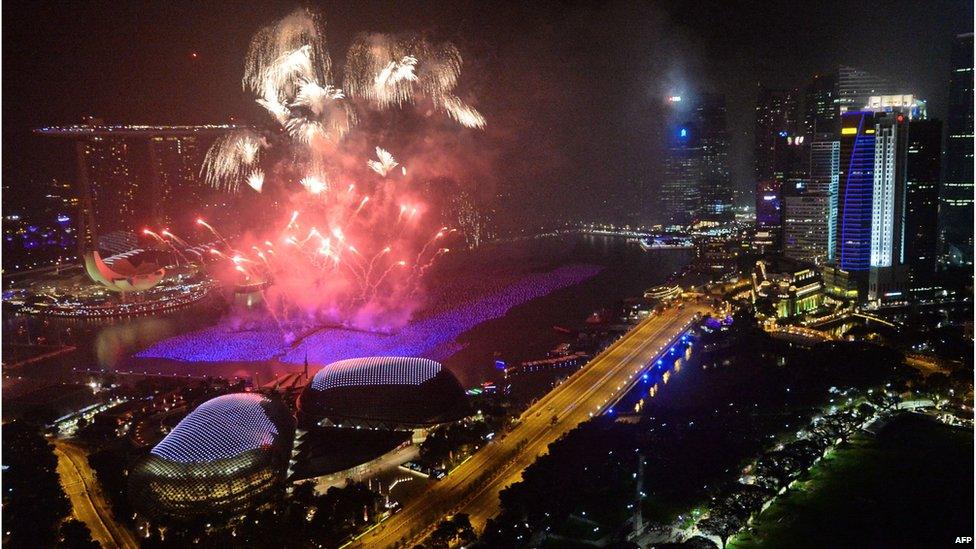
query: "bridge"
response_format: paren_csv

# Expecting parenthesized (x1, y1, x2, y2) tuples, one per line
(348, 304, 711, 548)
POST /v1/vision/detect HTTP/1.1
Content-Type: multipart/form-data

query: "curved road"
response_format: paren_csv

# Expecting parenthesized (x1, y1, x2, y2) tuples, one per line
(351, 305, 706, 548)
(54, 439, 138, 549)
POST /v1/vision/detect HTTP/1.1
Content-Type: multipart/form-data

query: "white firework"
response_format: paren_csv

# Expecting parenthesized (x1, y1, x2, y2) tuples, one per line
(300, 175, 328, 194)
(292, 80, 345, 115)
(204, 10, 484, 193)
(443, 95, 486, 129)
(243, 8, 331, 100)
(367, 147, 399, 177)
(285, 117, 326, 144)
(247, 171, 265, 193)
(372, 55, 418, 106)
(201, 130, 264, 192)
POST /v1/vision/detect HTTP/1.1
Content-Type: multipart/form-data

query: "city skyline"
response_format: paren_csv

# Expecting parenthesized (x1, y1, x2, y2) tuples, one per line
(4, 1, 971, 231)
(2, 4, 972, 549)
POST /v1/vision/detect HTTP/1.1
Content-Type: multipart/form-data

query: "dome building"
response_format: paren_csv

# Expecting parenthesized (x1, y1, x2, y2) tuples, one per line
(128, 393, 295, 521)
(297, 357, 469, 431)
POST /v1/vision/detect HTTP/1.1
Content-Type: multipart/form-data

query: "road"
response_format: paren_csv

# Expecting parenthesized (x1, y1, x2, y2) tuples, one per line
(350, 305, 706, 548)
(305, 443, 421, 494)
(54, 439, 138, 549)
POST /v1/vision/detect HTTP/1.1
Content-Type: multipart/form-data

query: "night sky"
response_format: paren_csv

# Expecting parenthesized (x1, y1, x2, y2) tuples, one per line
(4, 0, 972, 229)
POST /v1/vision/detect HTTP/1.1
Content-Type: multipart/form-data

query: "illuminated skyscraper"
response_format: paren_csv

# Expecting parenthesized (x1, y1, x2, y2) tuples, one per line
(80, 136, 141, 243)
(148, 135, 210, 232)
(697, 94, 734, 220)
(810, 134, 840, 261)
(836, 110, 910, 300)
(782, 179, 830, 264)
(802, 72, 837, 136)
(755, 86, 799, 181)
(836, 66, 894, 116)
(754, 178, 781, 254)
(37, 122, 242, 254)
(837, 111, 880, 272)
(662, 123, 703, 225)
(772, 133, 810, 182)
(662, 94, 732, 224)
(941, 33, 974, 266)
(757, 132, 808, 257)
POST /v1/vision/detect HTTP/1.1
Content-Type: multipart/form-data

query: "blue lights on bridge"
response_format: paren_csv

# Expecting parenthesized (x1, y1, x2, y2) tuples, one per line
(605, 330, 697, 416)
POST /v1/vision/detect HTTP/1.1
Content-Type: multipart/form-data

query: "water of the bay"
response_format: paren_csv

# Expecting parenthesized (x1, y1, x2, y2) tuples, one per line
(2, 235, 692, 397)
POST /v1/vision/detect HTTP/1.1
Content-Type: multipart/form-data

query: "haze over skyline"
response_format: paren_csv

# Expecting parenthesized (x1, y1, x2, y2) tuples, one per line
(4, 0, 972, 230)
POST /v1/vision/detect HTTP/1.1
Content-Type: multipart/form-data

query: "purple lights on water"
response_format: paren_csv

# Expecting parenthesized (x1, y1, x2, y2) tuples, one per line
(136, 264, 602, 372)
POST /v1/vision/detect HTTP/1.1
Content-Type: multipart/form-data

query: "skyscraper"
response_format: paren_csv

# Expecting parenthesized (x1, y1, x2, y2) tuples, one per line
(782, 179, 830, 264)
(869, 113, 908, 271)
(836, 66, 894, 116)
(836, 110, 910, 300)
(697, 94, 734, 220)
(662, 94, 733, 224)
(810, 134, 840, 261)
(755, 86, 799, 181)
(904, 119, 942, 285)
(148, 135, 210, 233)
(941, 33, 974, 266)
(755, 132, 809, 256)
(802, 72, 837, 137)
(772, 133, 810, 182)
(662, 122, 703, 225)
(37, 123, 241, 254)
(754, 178, 781, 254)
(837, 111, 881, 273)
(80, 136, 141, 244)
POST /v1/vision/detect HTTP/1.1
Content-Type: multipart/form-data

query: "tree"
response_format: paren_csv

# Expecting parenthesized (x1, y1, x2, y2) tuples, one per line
(452, 514, 477, 545)
(429, 513, 477, 548)
(1, 422, 71, 548)
(59, 519, 99, 549)
(697, 511, 743, 548)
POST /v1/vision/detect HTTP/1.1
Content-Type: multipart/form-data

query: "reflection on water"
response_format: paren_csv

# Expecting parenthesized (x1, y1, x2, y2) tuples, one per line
(5, 235, 692, 390)
(3, 296, 226, 388)
(94, 317, 184, 370)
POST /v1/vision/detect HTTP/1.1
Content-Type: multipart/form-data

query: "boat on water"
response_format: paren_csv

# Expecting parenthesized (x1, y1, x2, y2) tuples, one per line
(638, 236, 695, 251)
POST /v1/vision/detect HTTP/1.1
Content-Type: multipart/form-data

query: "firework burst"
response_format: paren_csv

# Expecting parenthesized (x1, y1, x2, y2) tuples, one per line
(197, 7, 485, 330)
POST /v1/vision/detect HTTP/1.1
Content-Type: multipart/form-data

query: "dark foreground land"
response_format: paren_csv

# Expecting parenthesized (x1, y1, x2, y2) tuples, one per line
(730, 414, 974, 549)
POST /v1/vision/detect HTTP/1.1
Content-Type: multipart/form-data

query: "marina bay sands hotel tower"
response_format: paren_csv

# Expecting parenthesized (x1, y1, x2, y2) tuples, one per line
(35, 120, 242, 254)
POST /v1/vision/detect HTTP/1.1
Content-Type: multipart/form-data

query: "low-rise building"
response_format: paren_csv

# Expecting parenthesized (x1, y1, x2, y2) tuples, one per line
(751, 257, 825, 319)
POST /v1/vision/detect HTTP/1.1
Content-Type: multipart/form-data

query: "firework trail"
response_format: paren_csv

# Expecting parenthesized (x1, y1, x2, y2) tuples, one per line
(199, 7, 485, 330)
(443, 95, 487, 129)
(196, 218, 234, 251)
(144, 229, 190, 265)
(160, 230, 191, 248)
